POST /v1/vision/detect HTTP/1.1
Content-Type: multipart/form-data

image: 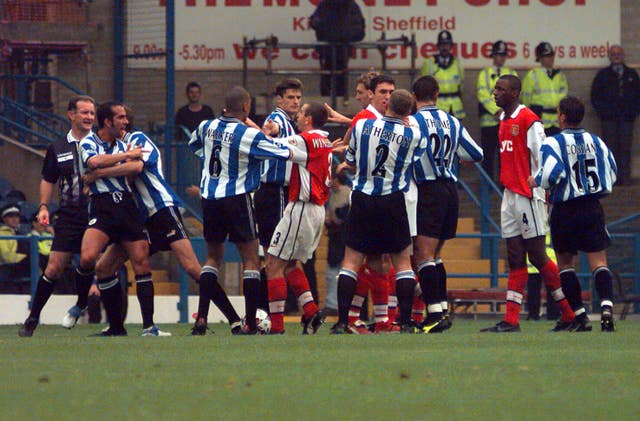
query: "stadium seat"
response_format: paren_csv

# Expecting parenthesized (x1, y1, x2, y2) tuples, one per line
(0, 177, 13, 200)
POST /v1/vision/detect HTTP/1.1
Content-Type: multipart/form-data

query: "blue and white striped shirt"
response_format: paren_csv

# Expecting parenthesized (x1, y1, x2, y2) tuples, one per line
(260, 107, 294, 185)
(125, 131, 182, 220)
(346, 116, 426, 196)
(79, 133, 131, 195)
(411, 106, 483, 182)
(189, 116, 292, 200)
(535, 128, 617, 204)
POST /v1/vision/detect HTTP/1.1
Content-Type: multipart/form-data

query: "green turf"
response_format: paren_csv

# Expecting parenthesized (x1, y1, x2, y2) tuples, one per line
(2, 319, 639, 420)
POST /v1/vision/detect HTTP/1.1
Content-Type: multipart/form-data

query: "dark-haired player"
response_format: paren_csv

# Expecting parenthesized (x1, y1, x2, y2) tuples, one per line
(265, 102, 332, 334)
(481, 75, 576, 333)
(529, 96, 618, 331)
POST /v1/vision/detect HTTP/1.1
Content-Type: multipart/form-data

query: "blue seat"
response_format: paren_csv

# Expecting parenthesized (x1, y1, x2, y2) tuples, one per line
(0, 177, 13, 199)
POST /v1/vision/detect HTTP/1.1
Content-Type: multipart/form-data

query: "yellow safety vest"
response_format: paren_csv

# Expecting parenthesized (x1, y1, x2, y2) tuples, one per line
(0, 225, 27, 265)
(520, 67, 568, 129)
(476, 66, 518, 128)
(30, 230, 52, 257)
(528, 233, 556, 274)
(421, 56, 465, 119)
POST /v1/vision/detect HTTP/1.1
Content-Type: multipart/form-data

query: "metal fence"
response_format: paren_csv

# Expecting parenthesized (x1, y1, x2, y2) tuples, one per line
(0, 0, 88, 23)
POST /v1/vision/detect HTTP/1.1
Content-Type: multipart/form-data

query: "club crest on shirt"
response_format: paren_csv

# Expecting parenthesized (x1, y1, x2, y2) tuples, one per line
(511, 124, 519, 136)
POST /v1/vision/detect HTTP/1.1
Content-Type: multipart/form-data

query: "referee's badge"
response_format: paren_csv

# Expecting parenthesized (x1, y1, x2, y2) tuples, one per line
(511, 124, 519, 136)
(88, 218, 97, 226)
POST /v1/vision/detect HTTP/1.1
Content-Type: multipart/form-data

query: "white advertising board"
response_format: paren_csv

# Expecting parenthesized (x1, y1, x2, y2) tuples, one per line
(126, 0, 620, 70)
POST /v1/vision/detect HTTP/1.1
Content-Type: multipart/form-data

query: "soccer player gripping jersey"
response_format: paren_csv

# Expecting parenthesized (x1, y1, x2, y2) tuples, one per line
(255, 79, 303, 311)
(530, 96, 618, 331)
(77, 101, 153, 336)
(337, 89, 426, 330)
(189, 86, 294, 333)
(85, 108, 242, 336)
(411, 75, 483, 333)
(265, 102, 333, 334)
(255, 79, 302, 250)
(333, 75, 406, 334)
(481, 75, 576, 333)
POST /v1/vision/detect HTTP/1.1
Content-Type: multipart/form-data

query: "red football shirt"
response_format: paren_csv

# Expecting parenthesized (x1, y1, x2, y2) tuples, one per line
(350, 104, 383, 128)
(498, 105, 546, 198)
(287, 130, 333, 206)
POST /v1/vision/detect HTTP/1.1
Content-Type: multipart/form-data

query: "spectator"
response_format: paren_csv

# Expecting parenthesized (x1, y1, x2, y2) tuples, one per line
(324, 171, 351, 315)
(521, 42, 567, 136)
(591, 45, 640, 185)
(421, 30, 465, 119)
(310, 0, 365, 99)
(175, 81, 215, 140)
(0, 204, 30, 286)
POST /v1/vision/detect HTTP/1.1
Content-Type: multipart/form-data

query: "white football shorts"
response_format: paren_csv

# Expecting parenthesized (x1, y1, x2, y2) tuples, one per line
(267, 201, 325, 263)
(500, 189, 549, 240)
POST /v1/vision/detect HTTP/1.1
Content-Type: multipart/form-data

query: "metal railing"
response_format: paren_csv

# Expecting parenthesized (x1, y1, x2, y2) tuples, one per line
(241, 33, 418, 109)
(0, 75, 83, 146)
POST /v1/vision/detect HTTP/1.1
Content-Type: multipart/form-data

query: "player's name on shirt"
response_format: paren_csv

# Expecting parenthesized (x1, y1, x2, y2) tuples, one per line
(360, 123, 413, 147)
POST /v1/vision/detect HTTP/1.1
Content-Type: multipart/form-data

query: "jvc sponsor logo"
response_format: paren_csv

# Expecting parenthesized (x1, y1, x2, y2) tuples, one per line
(500, 140, 513, 152)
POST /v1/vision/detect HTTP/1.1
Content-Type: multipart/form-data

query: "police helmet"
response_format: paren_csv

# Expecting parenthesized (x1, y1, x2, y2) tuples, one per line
(491, 40, 508, 57)
(437, 30, 453, 46)
(535, 42, 554, 61)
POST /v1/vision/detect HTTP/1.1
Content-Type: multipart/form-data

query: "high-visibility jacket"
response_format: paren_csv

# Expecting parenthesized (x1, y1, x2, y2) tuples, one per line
(421, 55, 465, 119)
(476, 66, 518, 128)
(30, 229, 52, 257)
(520, 67, 568, 129)
(0, 225, 26, 265)
(528, 233, 556, 274)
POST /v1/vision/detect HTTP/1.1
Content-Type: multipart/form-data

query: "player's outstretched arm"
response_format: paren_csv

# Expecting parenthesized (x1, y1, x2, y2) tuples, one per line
(325, 103, 352, 125)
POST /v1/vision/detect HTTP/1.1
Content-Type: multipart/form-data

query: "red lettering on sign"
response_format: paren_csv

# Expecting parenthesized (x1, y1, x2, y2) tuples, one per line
(264, 0, 300, 6)
(158, 0, 585, 6)
(233, 43, 256, 59)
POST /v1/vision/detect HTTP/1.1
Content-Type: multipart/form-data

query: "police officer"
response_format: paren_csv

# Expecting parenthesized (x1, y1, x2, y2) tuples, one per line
(476, 40, 518, 180)
(521, 42, 568, 136)
(421, 30, 465, 119)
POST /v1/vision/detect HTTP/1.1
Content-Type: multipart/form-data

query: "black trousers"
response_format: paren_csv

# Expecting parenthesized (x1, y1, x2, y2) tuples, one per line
(319, 45, 350, 97)
(601, 118, 633, 183)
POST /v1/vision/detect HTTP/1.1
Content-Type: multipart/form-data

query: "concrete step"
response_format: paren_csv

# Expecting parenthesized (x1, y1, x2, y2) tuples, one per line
(448, 277, 507, 289)
(440, 244, 481, 260)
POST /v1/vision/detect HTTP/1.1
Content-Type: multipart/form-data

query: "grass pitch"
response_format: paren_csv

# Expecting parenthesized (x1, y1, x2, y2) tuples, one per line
(2, 318, 639, 421)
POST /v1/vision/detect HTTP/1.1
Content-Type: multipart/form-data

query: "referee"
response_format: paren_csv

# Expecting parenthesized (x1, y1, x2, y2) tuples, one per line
(19, 95, 97, 337)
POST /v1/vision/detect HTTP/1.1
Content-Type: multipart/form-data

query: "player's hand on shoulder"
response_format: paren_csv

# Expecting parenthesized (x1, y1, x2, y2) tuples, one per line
(325, 103, 351, 125)
(262, 119, 280, 137)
